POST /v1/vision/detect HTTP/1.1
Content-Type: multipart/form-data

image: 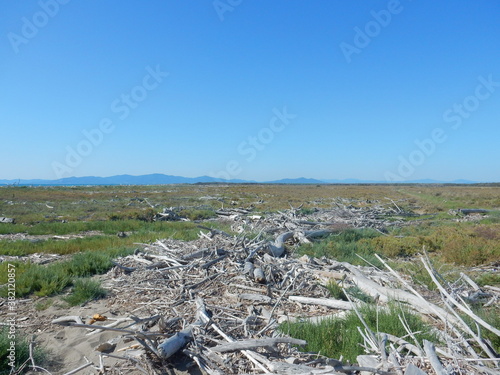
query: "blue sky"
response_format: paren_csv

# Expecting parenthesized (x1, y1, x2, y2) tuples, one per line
(1, 0, 499, 182)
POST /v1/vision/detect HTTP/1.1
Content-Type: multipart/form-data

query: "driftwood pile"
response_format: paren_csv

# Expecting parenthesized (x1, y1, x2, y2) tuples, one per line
(50, 202, 499, 375)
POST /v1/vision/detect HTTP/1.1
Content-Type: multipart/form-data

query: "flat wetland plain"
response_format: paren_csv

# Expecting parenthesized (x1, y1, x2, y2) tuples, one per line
(1, 182, 500, 268)
(0, 183, 499, 373)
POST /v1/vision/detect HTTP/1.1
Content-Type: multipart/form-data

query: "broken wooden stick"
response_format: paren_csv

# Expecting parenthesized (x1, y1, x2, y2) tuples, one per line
(211, 337, 306, 353)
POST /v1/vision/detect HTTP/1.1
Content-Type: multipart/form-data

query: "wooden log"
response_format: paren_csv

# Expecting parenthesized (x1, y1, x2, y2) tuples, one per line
(243, 261, 255, 275)
(357, 355, 379, 375)
(157, 298, 208, 359)
(344, 262, 461, 326)
(268, 231, 294, 257)
(459, 209, 490, 215)
(211, 337, 306, 353)
(423, 340, 448, 375)
(421, 256, 500, 337)
(111, 260, 136, 273)
(289, 296, 354, 310)
(157, 328, 194, 359)
(253, 267, 266, 283)
(238, 293, 272, 303)
(315, 269, 346, 281)
(201, 254, 226, 270)
(269, 229, 331, 257)
(0, 217, 15, 224)
(404, 364, 426, 375)
(51, 316, 84, 326)
(182, 248, 211, 260)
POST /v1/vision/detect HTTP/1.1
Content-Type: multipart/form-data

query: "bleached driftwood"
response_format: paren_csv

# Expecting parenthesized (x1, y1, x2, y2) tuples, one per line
(268, 231, 294, 257)
(423, 340, 448, 375)
(343, 262, 458, 324)
(289, 296, 355, 310)
(253, 267, 266, 283)
(51, 316, 84, 325)
(157, 298, 208, 359)
(421, 256, 500, 337)
(239, 293, 272, 303)
(268, 229, 331, 257)
(211, 337, 306, 353)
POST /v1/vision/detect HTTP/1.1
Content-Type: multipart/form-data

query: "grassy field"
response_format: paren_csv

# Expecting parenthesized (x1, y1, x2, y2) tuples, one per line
(1, 183, 499, 260)
(1, 183, 499, 366)
(1, 183, 499, 291)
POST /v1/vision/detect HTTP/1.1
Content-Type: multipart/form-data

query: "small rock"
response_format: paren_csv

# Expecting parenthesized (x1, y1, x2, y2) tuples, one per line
(95, 342, 116, 353)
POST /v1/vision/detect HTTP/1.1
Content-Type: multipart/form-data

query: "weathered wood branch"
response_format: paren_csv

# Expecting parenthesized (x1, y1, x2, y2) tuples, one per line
(421, 256, 500, 337)
(268, 229, 331, 257)
(289, 296, 355, 310)
(211, 337, 306, 353)
(157, 298, 208, 359)
(423, 340, 448, 375)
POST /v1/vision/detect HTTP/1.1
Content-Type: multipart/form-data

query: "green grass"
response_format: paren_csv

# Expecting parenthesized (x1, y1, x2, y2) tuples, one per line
(280, 302, 439, 363)
(326, 280, 347, 301)
(326, 281, 374, 303)
(0, 248, 132, 297)
(474, 272, 500, 287)
(0, 326, 46, 375)
(0, 221, 201, 256)
(459, 306, 500, 355)
(35, 299, 53, 311)
(480, 210, 500, 224)
(310, 222, 500, 267)
(63, 278, 107, 306)
(0, 219, 199, 236)
(473, 307, 500, 354)
(179, 208, 217, 221)
(297, 228, 382, 266)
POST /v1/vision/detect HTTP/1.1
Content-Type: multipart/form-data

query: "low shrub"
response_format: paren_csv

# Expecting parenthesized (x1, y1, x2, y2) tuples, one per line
(0, 326, 46, 375)
(297, 229, 381, 266)
(0, 248, 132, 298)
(63, 278, 107, 306)
(280, 302, 439, 363)
(179, 208, 217, 221)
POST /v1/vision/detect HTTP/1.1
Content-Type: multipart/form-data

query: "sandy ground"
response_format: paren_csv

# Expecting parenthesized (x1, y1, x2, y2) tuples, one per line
(2, 273, 156, 375)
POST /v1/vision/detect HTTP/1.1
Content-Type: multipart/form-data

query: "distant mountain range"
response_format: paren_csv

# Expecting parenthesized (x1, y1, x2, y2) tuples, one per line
(0, 174, 483, 186)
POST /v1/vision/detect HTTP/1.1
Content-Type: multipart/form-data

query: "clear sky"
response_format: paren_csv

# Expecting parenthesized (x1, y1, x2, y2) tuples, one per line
(1, 0, 499, 182)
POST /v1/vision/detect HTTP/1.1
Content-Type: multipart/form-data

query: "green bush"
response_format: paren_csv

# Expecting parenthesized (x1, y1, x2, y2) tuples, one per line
(0, 326, 46, 375)
(297, 229, 381, 266)
(475, 272, 500, 287)
(369, 236, 422, 257)
(326, 280, 347, 301)
(179, 208, 217, 221)
(280, 302, 439, 363)
(63, 278, 107, 306)
(0, 248, 132, 298)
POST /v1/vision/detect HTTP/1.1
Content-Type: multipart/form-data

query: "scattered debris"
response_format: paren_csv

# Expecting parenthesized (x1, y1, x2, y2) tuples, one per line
(2, 200, 498, 374)
(43, 206, 499, 374)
